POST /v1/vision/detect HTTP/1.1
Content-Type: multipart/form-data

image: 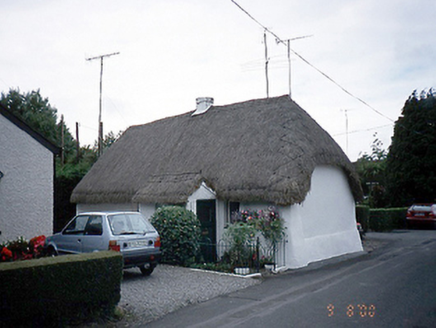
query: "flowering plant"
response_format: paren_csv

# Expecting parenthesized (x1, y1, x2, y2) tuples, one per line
(222, 222, 257, 267)
(231, 206, 285, 246)
(0, 235, 46, 262)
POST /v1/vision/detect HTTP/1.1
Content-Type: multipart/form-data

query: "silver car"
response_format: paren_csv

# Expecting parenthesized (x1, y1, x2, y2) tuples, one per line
(45, 212, 161, 275)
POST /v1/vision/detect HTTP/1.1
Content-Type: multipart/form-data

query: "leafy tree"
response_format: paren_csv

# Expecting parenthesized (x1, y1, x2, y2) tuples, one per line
(385, 90, 436, 206)
(355, 134, 388, 208)
(93, 130, 124, 153)
(1, 88, 76, 161)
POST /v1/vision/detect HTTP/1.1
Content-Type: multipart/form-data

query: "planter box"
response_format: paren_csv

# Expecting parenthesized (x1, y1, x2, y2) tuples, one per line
(264, 263, 275, 271)
(234, 267, 250, 275)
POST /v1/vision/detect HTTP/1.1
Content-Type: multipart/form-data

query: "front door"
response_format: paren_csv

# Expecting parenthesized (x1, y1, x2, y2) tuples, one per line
(196, 199, 216, 262)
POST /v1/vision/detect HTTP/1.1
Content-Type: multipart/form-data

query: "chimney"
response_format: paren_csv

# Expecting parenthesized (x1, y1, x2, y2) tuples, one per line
(192, 97, 214, 116)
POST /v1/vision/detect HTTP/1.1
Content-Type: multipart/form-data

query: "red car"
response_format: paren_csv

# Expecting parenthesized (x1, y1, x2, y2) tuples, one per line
(406, 204, 436, 229)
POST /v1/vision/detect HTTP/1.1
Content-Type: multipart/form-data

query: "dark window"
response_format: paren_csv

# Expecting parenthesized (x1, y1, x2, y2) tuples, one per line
(229, 202, 240, 222)
(85, 216, 103, 235)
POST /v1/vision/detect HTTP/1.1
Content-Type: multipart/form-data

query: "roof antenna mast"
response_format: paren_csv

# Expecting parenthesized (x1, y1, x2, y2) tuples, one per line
(264, 30, 269, 98)
(86, 51, 120, 157)
(281, 35, 312, 99)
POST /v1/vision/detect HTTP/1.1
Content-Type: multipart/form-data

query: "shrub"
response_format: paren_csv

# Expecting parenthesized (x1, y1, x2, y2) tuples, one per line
(190, 262, 233, 273)
(232, 207, 285, 247)
(150, 206, 201, 266)
(369, 208, 408, 231)
(223, 207, 285, 268)
(222, 222, 257, 267)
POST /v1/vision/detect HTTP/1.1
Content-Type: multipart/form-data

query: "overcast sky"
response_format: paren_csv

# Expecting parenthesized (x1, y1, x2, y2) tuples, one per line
(2, 0, 435, 161)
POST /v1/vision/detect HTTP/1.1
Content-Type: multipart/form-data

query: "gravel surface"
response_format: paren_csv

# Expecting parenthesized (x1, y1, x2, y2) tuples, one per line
(91, 235, 386, 327)
(115, 265, 261, 326)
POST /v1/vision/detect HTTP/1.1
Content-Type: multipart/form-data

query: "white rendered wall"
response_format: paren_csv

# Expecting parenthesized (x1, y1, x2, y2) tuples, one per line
(186, 182, 216, 212)
(139, 203, 156, 221)
(77, 203, 139, 214)
(0, 115, 54, 243)
(284, 165, 363, 269)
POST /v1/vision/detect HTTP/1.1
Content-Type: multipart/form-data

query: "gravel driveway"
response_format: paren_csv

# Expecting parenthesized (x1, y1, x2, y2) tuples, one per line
(115, 265, 261, 326)
(101, 235, 385, 327)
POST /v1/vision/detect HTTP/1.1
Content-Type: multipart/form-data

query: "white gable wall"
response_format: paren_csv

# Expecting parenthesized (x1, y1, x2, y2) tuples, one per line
(284, 165, 363, 269)
(77, 203, 139, 214)
(186, 182, 228, 243)
(0, 114, 54, 243)
(186, 182, 215, 212)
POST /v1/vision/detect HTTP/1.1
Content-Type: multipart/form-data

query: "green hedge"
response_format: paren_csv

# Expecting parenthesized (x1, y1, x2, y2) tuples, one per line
(0, 251, 123, 326)
(356, 205, 370, 232)
(369, 208, 408, 232)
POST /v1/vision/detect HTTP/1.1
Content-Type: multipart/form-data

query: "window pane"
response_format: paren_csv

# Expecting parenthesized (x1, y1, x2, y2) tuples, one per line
(85, 216, 103, 235)
(109, 213, 154, 235)
(64, 216, 88, 234)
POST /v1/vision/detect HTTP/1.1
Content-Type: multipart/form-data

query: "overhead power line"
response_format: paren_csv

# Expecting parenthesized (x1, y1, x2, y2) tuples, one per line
(332, 123, 393, 137)
(230, 0, 395, 123)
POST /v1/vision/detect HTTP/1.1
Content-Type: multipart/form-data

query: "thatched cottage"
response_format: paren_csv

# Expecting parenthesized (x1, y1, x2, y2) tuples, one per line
(71, 95, 363, 269)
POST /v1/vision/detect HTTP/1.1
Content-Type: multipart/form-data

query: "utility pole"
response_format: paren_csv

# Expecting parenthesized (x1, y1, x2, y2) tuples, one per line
(86, 51, 120, 156)
(61, 114, 65, 166)
(76, 122, 80, 163)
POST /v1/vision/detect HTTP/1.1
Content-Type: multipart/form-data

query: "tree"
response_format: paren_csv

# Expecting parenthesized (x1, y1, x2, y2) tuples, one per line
(1, 88, 76, 164)
(93, 130, 124, 153)
(385, 90, 436, 206)
(355, 134, 388, 208)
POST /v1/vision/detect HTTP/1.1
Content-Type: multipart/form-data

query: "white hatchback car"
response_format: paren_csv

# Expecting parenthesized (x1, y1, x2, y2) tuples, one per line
(45, 212, 161, 275)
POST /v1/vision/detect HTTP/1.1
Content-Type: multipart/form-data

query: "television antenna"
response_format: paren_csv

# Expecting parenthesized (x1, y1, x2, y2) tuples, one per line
(278, 35, 312, 99)
(86, 51, 120, 156)
(340, 108, 355, 156)
(262, 33, 311, 98)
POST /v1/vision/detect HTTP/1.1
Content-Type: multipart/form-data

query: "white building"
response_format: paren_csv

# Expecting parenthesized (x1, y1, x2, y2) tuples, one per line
(0, 104, 58, 243)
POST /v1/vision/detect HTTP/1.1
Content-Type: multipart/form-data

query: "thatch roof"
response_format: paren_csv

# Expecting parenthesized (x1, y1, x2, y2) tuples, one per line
(71, 95, 362, 205)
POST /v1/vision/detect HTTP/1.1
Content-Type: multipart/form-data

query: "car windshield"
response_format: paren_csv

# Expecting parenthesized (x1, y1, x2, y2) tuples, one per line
(109, 213, 155, 235)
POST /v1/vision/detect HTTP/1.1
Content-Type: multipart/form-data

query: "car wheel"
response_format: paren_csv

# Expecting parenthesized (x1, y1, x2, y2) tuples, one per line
(46, 246, 57, 257)
(140, 264, 154, 276)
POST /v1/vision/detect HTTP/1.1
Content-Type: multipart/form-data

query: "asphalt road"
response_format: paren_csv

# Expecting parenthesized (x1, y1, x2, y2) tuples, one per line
(145, 230, 436, 328)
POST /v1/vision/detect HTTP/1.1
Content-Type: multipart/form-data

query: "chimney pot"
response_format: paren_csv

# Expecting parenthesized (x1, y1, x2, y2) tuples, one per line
(193, 97, 214, 116)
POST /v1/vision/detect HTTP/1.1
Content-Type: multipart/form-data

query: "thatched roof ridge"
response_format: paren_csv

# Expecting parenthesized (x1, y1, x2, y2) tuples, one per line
(71, 95, 362, 205)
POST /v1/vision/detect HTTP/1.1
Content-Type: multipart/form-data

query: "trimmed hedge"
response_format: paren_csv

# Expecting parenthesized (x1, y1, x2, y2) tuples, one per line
(369, 207, 408, 232)
(0, 251, 123, 326)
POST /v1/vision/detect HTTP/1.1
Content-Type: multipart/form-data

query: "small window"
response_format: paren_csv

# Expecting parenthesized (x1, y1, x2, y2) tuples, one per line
(85, 216, 103, 235)
(63, 216, 88, 235)
(228, 202, 240, 223)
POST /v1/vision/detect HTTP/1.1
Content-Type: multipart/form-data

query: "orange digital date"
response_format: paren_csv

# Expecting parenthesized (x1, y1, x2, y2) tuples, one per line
(327, 304, 375, 317)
